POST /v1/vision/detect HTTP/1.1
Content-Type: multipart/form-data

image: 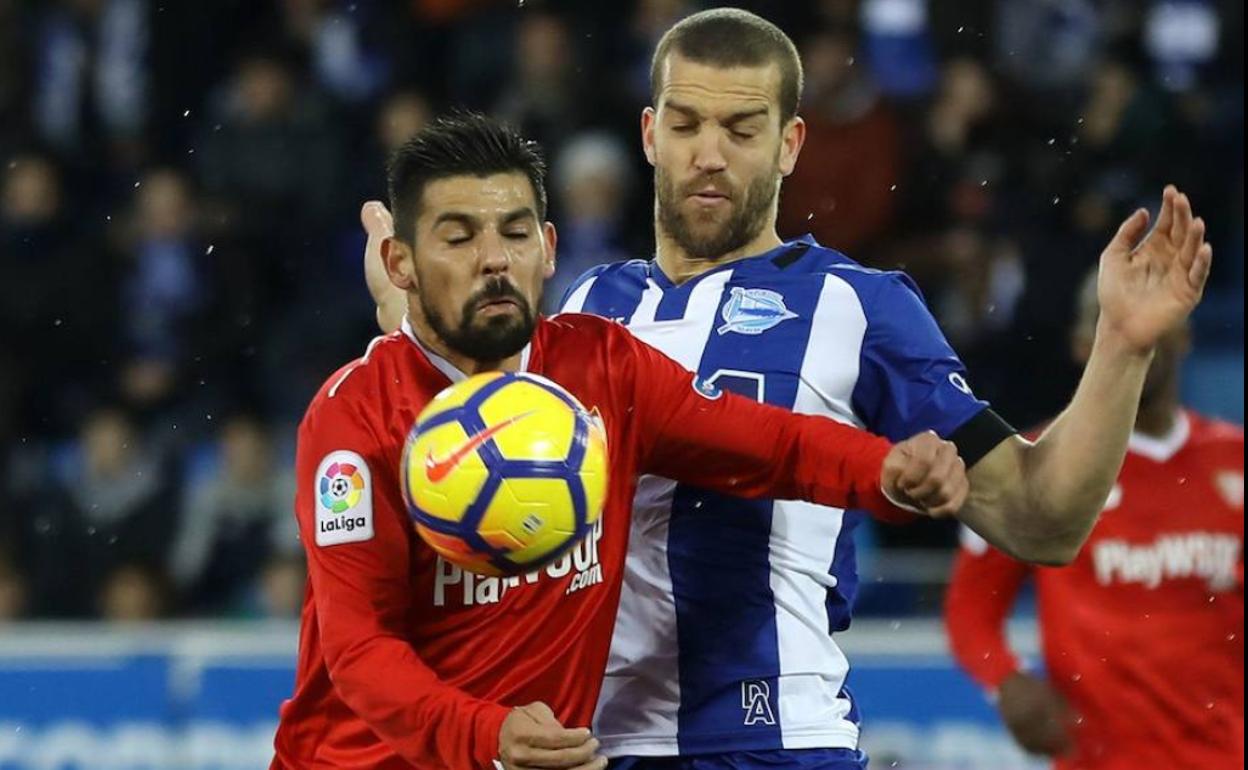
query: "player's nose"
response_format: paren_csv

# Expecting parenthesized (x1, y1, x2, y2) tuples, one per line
(691, 130, 728, 173)
(478, 230, 512, 275)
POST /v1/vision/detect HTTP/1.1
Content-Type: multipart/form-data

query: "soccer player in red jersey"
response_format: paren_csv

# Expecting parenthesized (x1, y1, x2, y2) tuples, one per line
(945, 271, 1244, 770)
(272, 113, 972, 770)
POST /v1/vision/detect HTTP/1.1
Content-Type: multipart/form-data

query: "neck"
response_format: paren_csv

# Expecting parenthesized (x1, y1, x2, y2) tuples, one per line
(405, 304, 523, 376)
(654, 215, 784, 286)
(1134, 388, 1180, 439)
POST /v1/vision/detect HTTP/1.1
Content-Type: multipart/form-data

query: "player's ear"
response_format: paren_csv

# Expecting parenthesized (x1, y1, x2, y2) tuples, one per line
(778, 116, 806, 177)
(541, 221, 557, 279)
(383, 236, 417, 291)
(641, 107, 657, 167)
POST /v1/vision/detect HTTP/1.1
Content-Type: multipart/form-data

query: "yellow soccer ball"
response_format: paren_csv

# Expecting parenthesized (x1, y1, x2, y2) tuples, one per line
(401, 372, 608, 576)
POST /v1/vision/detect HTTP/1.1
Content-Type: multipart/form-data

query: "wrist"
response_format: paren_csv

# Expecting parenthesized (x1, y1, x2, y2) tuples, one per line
(1092, 318, 1157, 360)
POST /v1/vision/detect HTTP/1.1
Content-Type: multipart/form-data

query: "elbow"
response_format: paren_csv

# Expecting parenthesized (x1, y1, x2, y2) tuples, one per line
(1019, 543, 1079, 567)
(1005, 524, 1086, 567)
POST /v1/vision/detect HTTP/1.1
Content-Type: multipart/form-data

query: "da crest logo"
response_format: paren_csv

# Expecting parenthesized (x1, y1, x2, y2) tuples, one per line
(717, 287, 797, 336)
(741, 680, 777, 726)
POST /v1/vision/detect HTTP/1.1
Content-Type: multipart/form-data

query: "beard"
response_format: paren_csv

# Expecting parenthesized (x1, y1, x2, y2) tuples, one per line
(420, 276, 538, 362)
(656, 162, 778, 261)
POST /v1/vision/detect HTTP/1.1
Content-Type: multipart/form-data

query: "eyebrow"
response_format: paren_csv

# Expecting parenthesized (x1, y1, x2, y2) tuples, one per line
(664, 101, 770, 125)
(431, 207, 536, 229)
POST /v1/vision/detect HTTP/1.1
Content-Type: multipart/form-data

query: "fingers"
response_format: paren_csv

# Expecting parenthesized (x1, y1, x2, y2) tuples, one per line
(1177, 215, 1205, 274)
(1153, 184, 1177, 238)
(1190, 242, 1213, 291)
(361, 200, 394, 237)
(500, 704, 600, 769)
(1171, 190, 1192, 245)
(882, 432, 968, 517)
(1109, 208, 1149, 256)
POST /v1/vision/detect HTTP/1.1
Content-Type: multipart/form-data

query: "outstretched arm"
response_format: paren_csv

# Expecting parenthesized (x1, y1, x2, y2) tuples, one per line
(957, 186, 1212, 565)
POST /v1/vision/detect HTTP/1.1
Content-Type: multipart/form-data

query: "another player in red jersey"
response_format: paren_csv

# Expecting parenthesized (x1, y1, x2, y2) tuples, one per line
(272, 113, 971, 770)
(945, 271, 1244, 770)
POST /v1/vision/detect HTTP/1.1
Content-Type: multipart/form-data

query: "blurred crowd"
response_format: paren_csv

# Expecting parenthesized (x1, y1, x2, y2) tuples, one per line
(0, 0, 1242, 621)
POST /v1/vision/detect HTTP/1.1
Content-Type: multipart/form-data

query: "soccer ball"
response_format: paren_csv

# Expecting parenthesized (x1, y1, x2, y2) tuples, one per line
(401, 371, 608, 577)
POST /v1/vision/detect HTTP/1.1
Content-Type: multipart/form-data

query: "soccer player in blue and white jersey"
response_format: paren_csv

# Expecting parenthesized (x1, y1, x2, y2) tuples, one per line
(362, 10, 1213, 768)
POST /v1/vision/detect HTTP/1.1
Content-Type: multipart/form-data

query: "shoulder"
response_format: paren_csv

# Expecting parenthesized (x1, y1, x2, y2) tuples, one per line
(1187, 410, 1245, 450)
(539, 312, 629, 345)
(560, 259, 650, 310)
(793, 243, 930, 317)
(301, 332, 407, 431)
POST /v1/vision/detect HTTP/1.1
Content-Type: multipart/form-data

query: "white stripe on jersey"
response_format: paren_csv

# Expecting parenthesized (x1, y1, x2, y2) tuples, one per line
(594, 269, 734, 754)
(769, 274, 870, 749)
(561, 276, 598, 313)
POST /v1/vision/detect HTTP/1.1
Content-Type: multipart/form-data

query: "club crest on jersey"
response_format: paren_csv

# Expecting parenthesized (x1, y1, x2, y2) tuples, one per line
(717, 287, 797, 336)
(741, 680, 777, 726)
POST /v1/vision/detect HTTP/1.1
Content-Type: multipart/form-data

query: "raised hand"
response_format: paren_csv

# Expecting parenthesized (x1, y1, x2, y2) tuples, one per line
(1096, 186, 1213, 353)
(360, 200, 407, 333)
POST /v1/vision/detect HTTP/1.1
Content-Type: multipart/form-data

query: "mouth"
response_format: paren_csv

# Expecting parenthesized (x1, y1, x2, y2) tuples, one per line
(688, 189, 731, 206)
(476, 297, 521, 315)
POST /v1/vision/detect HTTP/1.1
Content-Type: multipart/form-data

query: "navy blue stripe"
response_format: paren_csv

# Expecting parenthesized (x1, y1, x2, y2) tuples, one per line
(580, 262, 651, 323)
(826, 510, 863, 634)
(668, 272, 825, 753)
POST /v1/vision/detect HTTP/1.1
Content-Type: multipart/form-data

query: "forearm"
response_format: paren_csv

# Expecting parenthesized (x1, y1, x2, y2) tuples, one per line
(1026, 323, 1151, 547)
(963, 322, 1152, 563)
(327, 631, 510, 767)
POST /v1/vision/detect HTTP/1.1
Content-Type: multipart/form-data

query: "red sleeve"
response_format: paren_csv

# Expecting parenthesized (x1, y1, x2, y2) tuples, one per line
(619, 326, 909, 522)
(944, 528, 1032, 692)
(296, 396, 510, 768)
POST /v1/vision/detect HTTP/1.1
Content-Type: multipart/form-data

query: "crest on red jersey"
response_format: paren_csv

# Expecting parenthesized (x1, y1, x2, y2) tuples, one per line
(1215, 471, 1244, 509)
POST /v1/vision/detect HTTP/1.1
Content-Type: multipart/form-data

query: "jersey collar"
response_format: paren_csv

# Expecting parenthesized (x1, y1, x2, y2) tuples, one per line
(647, 234, 818, 289)
(1128, 409, 1191, 463)
(400, 315, 532, 383)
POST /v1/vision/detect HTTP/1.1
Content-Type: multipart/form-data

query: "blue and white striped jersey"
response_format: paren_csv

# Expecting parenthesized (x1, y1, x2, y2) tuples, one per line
(558, 235, 990, 757)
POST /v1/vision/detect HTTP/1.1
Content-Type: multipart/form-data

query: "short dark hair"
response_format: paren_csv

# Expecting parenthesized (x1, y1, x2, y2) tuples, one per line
(650, 8, 803, 125)
(386, 111, 548, 243)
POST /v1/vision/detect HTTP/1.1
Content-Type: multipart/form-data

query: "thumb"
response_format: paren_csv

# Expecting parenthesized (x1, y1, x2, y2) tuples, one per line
(361, 200, 394, 238)
(521, 701, 560, 725)
(1108, 208, 1149, 254)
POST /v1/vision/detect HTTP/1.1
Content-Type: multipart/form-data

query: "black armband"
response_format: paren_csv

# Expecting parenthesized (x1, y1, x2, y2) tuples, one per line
(949, 408, 1018, 468)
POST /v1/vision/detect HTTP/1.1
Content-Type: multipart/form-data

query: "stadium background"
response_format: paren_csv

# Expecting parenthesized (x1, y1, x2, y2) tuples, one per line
(0, 0, 1241, 767)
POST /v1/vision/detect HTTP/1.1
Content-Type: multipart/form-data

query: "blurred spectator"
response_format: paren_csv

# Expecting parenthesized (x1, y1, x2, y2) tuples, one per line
(494, 12, 581, 150)
(198, 53, 340, 236)
(777, 27, 901, 253)
(21, 407, 176, 617)
(993, 0, 1101, 91)
(0, 153, 118, 436)
(1144, 0, 1220, 92)
(902, 58, 1008, 233)
(0, 551, 27, 621)
(546, 132, 638, 311)
(30, 0, 149, 166)
(378, 90, 432, 155)
(280, 0, 390, 103)
(858, 0, 938, 98)
(171, 415, 298, 614)
(253, 554, 307, 620)
(97, 561, 172, 621)
(116, 168, 209, 412)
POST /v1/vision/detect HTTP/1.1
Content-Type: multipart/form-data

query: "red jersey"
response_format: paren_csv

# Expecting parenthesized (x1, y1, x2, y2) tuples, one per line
(945, 410, 1245, 770)
(272, 313, 908, 769)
